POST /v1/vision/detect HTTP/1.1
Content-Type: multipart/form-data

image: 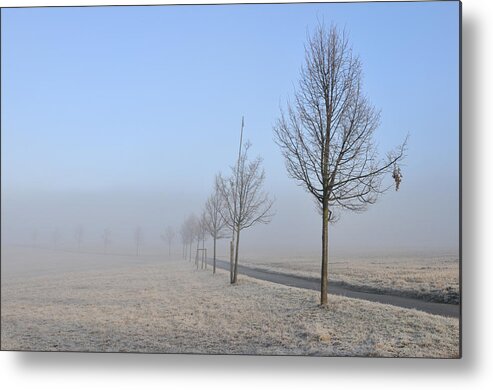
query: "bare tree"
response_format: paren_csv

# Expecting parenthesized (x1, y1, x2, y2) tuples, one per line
(102, 228, 111, 254)
(193, 216, 205, 269)
(179, 221, 189, 260)
(204, 178, 228, 274)
(74, 225, 84, 252)
(217, 142, 275, 284)
(199, 212, 208, 269)
(161, 226, 176, 256)
(134, 226, 142, 256)
(273, 24, 407, 305)
(183, 214, 198, 261)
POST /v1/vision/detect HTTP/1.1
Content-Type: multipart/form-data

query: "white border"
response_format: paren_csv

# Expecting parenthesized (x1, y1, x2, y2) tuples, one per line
(1, 1, 492, 389)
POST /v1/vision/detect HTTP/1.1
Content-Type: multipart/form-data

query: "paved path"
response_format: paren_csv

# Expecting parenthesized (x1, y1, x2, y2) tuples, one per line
(209, 258, 460, 319)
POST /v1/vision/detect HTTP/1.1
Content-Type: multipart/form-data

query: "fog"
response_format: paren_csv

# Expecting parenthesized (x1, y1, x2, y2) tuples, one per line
(1, 3, 459, 263)
(1, 173, 459, 260)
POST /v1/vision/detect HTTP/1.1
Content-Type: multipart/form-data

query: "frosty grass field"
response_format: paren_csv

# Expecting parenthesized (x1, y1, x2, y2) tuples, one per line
(1, 247, 459, 357)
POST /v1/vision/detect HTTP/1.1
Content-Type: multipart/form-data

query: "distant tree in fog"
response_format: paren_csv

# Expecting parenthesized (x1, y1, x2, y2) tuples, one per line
(134, 226, 142, 256)
(74, 225, 84, 251)
(198, 212, 208, 269)
(180, 221, 188, 259)
(273, 24, 407, 305)
(183, 214, 198, 261)
(102, 228, 111, 254)
(217, 141, 275, 284)
(179, 223, 188, 260)
(193, 216, 203, 269)
(161, 226, 176, 256)
(204, 178, 228, 274)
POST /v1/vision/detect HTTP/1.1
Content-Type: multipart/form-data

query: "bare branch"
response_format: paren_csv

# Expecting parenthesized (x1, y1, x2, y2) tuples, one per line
(273, 23, 407, 305)
(274, 23, 407, 221)
(204, 178, 229, 240)
(217, 142, 275, 234)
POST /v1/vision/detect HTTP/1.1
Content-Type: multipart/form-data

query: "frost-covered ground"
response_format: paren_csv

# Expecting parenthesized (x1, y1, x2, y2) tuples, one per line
(1, 247, 459, 357)
(241, 253, 460, 304)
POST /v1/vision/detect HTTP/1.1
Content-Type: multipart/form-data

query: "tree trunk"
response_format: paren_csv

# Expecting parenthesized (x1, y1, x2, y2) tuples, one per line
(202, 237, 205, 269)
(321, 199, 329, 305)
(189, 242, 192, 261)
(213, 237, 217, 274)
(229, 240, 234, 283)
(169, 244, 171, 256)
(232, 226, 241, 284)
(196, 239, 199, 269)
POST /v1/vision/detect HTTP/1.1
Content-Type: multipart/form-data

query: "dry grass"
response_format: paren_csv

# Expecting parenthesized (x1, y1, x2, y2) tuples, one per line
(1, 249, 459, 357)
(243, 254, 459, 304)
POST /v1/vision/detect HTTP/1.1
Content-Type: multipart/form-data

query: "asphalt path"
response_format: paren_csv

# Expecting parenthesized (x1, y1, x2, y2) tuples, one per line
(208, 258, 460, 319)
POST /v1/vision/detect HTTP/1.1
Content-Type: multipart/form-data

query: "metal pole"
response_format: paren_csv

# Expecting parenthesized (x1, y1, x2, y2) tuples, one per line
(231, 116, 244, 282)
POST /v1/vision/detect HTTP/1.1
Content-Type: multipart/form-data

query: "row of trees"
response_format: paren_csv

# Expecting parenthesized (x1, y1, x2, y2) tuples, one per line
(31, 24, 406, 307)
(182, 24, 407, 305)
(179, 120, 275, 284)
(29, 225, 179, 257)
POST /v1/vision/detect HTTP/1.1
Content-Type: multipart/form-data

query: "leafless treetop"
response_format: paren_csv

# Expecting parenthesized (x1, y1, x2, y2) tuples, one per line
(217, 142, 275, 232)
(162, 226, 175, 245)
(204, 178, 229, 240)
(274, 24, 407, 221)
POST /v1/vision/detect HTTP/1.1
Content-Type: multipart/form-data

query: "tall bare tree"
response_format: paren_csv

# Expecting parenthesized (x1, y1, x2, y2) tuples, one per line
(183, 214, 198, 261)
(204, 178, 228, 274)
(217, 142, 275, 284)
(273, 24, 407, 305)
(179, 221, 189, 260)
(198, 212, 208, 269)
(161, 226, 176, 256)
(193, 215, 207, 269)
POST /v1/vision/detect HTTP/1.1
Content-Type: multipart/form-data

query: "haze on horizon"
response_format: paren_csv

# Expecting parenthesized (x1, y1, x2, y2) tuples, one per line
(1, 2, 460, 259)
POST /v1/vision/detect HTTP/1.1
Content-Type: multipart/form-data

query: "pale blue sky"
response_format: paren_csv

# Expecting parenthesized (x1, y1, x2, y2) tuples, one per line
(1, 2, 460, 254)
